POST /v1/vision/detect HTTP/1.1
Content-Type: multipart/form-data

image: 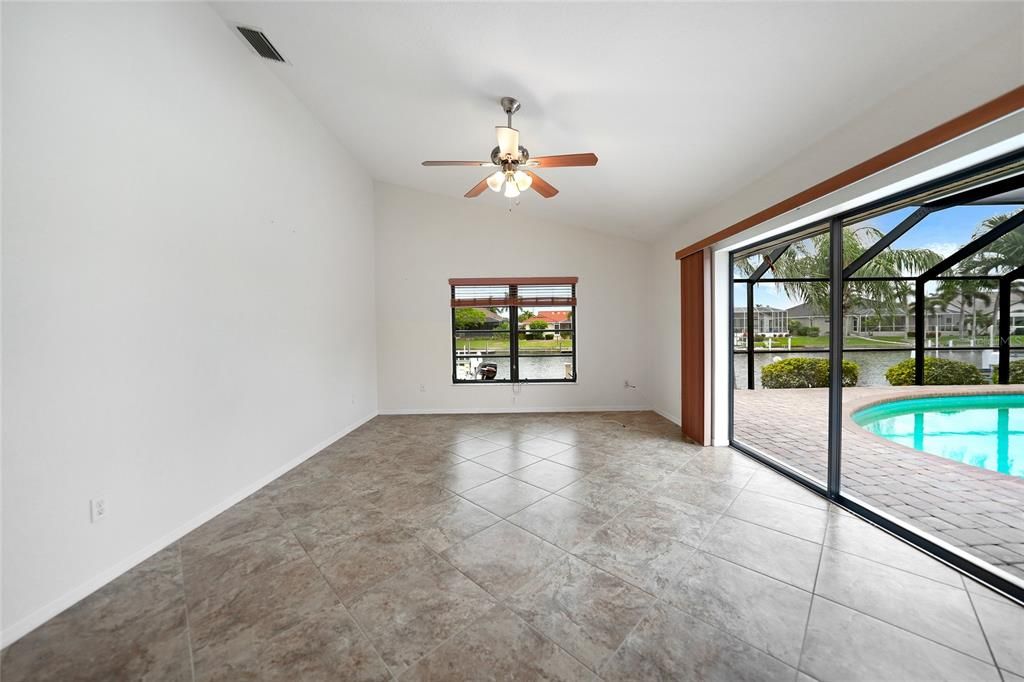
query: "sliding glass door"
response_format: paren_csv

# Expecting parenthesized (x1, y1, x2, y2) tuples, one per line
(728, 149, 1024, 601)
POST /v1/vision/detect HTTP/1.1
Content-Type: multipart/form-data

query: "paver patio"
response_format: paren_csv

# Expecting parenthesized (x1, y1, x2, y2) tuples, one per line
(734, 385, 1024, 581)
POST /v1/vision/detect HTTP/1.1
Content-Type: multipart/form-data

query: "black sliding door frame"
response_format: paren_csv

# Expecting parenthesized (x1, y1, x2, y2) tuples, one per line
(727, 147, 1024, 604)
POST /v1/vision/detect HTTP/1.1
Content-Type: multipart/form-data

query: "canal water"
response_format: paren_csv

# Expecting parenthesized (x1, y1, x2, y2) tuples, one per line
(456, 355, 573, 381)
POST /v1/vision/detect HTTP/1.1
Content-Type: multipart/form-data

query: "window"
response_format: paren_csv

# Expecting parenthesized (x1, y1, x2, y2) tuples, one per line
(451, 277, 577, 383)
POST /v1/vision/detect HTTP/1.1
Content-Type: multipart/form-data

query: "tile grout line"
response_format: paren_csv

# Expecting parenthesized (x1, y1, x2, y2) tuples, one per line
(175, 541, 198, 682)
(404, 543, 596, 679)
(563, 456, 830, 676)
(814, 592, 1002, 670)
(288, 524, 399, 682)
(594, 541, 805, 679)
(373, 532, 524, 675)
(795, 503, 830, 676)
(594, 584, 665, 679)
(787, 509, 1004, 666)
(644, 519, 807, 675)
(510, 605, 605, 677)
(720, 494, 828, 545)
(691, 527, 818, 594)
(494, 456, 792, 676)
(320, 467, 574, 678)
(963, 582, 1005, 678)
(825, 542, 969, 590)
(416, 450, 693, 676)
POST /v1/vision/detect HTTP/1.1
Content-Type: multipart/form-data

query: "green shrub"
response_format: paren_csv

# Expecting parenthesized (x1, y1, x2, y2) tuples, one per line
(992, 359, 1024, 384)
(761, 357, 859, 388)
(454, 308, 486, 329)
(885, 357, 986, 386)
(787, 320, 821, 337)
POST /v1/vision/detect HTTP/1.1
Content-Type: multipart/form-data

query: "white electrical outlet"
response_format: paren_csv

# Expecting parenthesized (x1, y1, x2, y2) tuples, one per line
(90, 497, 107, 523)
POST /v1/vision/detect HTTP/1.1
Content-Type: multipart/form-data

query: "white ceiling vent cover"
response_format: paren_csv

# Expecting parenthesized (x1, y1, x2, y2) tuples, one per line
(236, 26, 286, 63)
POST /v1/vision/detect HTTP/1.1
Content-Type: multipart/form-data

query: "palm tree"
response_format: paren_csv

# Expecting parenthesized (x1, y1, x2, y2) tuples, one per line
(928, 279, 992, 339)
(960, 212, 1023, 275)
(933, 211, 1023, 339)
(736, 226, 941, 335)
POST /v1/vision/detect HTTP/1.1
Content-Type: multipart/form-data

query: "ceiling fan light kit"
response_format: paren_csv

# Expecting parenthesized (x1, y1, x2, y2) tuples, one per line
(495, 126, 519, 159)
(422, 96, 598, 204)
(486, 171, 505, 192)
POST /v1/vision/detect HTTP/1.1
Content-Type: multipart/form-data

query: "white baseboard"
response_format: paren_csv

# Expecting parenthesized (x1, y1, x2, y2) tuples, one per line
(652, 408, 682, 426)
(377, 405, 651, 415)
(0, 410, 378, 649)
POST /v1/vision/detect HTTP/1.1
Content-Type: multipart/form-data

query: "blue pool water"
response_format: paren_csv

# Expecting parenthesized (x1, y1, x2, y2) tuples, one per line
(852, 394, 1024, 478)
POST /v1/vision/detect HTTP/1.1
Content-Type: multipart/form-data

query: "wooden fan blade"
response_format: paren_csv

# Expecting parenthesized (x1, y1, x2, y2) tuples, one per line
(528, 153, 598, 168)
(422, 160, 494, 167)
(525, 171, 558, 198)
(465, 175, 491, 198)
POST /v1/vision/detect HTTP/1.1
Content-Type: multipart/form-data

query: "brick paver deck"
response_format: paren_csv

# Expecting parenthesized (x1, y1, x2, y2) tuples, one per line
(734, 385, 1024, 581)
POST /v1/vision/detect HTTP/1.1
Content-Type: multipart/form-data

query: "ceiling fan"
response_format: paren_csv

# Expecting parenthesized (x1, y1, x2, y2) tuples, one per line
(422, 97, 598, 200)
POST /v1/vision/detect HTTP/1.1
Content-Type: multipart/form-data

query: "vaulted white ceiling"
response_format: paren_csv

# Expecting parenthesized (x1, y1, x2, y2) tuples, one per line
(212, 2, 1015, 240)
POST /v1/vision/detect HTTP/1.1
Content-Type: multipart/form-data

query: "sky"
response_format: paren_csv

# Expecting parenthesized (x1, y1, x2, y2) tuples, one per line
(737, 203, 1021, 310)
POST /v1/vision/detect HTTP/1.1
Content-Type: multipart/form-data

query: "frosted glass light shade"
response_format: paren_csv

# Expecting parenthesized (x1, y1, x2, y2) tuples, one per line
(496, 127, 519, 159)
(486, 170, 504, 192)
(504, 181, 520, 198)
(513, 170, 532, 191)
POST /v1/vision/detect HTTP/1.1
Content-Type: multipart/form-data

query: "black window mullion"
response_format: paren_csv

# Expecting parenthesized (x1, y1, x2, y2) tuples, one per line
(827, 216, 843, 499)
(510, 285, 519, 381)
(451, 301, 457, 383)
(571, 296, 577, 381)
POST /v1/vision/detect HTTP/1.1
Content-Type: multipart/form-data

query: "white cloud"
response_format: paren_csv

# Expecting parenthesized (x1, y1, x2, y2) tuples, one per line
(919, 242, 960, 258)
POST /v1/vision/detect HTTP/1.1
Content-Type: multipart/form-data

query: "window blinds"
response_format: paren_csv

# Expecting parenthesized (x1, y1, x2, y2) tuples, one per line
(449, 277, 577, 307)
(451, 284, 512, 308)
(516, 283, 575, 307)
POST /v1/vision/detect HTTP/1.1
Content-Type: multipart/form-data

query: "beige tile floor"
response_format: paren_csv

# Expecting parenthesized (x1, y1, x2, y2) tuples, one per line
(3, 411, 1023, 681)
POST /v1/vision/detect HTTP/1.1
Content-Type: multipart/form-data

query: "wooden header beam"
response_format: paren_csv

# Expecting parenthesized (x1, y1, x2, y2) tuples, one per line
(675, 86, 1024, 261)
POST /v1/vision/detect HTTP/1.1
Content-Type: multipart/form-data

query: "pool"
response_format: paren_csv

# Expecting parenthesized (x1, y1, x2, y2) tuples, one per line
(852, 394, 1024, 478)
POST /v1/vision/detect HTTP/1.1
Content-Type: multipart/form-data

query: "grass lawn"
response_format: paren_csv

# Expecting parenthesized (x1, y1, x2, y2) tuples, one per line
(458, 337, 573, 351)
(751, 335, 910, 349)
(939, 335, 1024, 347)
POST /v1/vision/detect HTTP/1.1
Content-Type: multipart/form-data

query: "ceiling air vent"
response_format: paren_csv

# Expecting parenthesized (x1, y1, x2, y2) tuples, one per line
(236, 26, 286, 63)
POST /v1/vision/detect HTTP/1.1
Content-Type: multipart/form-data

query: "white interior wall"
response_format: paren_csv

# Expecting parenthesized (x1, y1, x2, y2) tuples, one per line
(647, 22, 1024, 425)
(374, 182, 650, 414)
(1, 2, 377, 643)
